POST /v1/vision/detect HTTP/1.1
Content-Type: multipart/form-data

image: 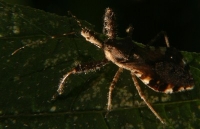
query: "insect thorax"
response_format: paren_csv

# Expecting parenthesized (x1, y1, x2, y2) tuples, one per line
(103, 37, 135, 63)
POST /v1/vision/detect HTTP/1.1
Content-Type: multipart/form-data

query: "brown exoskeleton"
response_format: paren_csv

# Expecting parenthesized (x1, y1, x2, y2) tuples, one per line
(52, 8, 194, 124)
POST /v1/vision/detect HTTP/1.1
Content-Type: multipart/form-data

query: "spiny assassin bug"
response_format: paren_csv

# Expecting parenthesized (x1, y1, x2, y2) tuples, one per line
(11, 7, 194, 124)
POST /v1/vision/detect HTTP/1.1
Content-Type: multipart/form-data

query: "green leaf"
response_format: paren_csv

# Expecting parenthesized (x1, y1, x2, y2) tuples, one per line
(0, 1, 200, 128)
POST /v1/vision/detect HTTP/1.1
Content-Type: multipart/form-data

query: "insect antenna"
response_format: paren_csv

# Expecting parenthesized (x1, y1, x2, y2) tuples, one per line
(4, 4, 76, 55)
(11, 42, 42, 55)
(68, 11, 83, 29)
(68, 11, 103, 48)
(11, 31, 76, 56)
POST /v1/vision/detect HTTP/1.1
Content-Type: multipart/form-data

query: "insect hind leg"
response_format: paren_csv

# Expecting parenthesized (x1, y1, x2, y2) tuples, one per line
(131, 73, 165, 124)
(148, 31, 170, 48)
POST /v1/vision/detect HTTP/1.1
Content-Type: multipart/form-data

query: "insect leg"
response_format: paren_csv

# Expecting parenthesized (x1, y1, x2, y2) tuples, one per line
(52, 59, 109, 100)
(107, 68, 123, 111)
(148, 31, 170, 48)
(131, 72, 165, 124)
(103, 8, 117, 39)
(126, 25, 134, 38)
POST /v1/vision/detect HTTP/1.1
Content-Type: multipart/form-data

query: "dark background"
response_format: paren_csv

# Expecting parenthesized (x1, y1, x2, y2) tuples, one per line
(1, 1, 200, 128)
(5, 0, 200, 52)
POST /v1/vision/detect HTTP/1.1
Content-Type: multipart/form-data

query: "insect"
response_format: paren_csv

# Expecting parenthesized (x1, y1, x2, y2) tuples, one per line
(49, 8, 194, 124)
(9, 5, 194, 124)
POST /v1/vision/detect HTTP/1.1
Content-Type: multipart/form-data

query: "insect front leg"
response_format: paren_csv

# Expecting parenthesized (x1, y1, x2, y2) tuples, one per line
(126, 25, 134, 38)
(103, 8, 117, 39)
(52, 59, 109, 100)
